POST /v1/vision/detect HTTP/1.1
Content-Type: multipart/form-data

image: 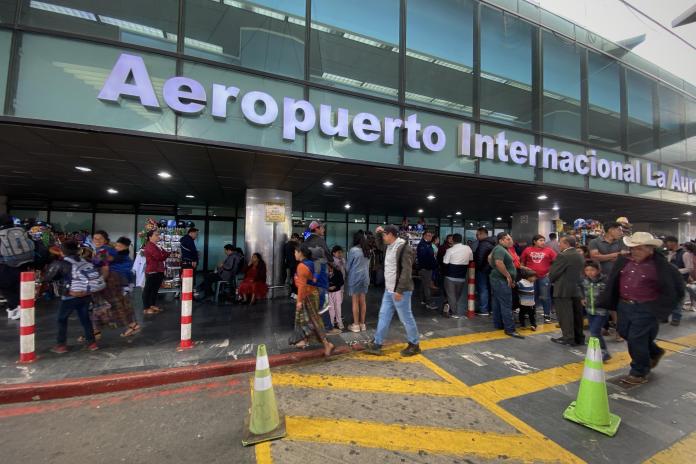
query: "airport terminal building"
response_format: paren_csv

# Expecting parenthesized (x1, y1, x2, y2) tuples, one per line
(1, 0, 696, 282)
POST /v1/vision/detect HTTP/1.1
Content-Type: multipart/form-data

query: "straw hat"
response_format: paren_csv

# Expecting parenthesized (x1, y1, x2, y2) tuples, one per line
(622, 232, 663, 248)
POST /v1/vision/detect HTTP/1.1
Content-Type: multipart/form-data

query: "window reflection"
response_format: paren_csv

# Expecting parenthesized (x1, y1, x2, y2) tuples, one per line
(587, 51, 620, 150)
(480, 5, 533, 129)
(405, 0, 473, 114)
(21, 0, 179, 52)
(626, 69, 655, 156)
(184, 0, 305, 78)
(658, 84, 686, 164)
(310, 0, 399, 99)
(542, 31, 581, 140)
(686, 99, 696, 162)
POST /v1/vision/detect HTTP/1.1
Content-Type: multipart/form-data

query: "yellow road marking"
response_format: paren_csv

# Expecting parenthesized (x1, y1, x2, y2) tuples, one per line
(414, 356, 586, 464)
(271, 372, 469, 397)
(285, 416, 574, 463)
(254, 442, 272, 464)
(643, 430, 696, 463)
(471, 333, 696, 403)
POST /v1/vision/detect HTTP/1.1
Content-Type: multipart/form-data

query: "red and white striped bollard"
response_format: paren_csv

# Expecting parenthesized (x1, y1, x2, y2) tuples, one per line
(19, 271, 37, 363)
(178, 268, 194, 351)
(466, 261, 476, 319)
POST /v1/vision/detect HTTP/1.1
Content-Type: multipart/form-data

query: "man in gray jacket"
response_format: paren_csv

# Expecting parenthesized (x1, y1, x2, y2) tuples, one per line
(549, 236, 585, 346)
(366, 225, 421, 357)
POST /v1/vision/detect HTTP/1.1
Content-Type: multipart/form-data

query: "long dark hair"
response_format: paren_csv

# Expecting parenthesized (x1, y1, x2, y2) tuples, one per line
(352, 231, 371, 258)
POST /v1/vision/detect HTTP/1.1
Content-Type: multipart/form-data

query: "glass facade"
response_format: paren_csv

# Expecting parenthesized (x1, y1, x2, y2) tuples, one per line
(0, 0, 694, 207)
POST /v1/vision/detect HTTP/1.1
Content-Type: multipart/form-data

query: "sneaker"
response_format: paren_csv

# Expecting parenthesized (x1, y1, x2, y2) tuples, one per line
(451, 314, 461, 319)
(364, 341, 384, 356)
(442, 303, 450, 314)
(621, 375, 648, 385)
(51, 344, 69, 354)
(602, 351, 612, 363)
(670, 319, 681, 326)
(477, 312, 490, 317)
(543, 317, 552, 323)
(327, 328, 342, 335)
(360, 323, 367, 332)
(650, 348, 666, 368)
(6, 307, 20, 320)
(400, 343, 422, 357)
(86, 342, 99, 351)
(426, 303, 439, 310)
(290, 293, 297, 301)
(348, 323, 361, 333)
(530, 325, 537, 331)
(506, 331, 525, 339)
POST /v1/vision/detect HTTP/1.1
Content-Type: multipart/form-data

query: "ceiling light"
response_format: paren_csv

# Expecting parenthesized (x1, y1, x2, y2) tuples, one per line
(344, 203, 351, 210)
(447, 215, 452, 218)
(158, 171, 172, 179)
(684, 212, 692, 216)
(185, 194, 195, 199)
(672, 217, 679, 220)
(455, 211, 462, 216)
(552, 205, 560, 211)
(426, 194, 436, 200)
(106, 188, 118, 194)
(496, 217, 502, 221)
(537, 194, 548, 200)
(417, 209, 424, 213)
(322, 180, 333, 187)
(75, 166, 92, 172)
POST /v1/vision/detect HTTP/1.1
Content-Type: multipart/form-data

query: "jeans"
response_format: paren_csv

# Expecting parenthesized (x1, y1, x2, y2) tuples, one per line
(444, 278, 465, 316)
(57, 296, 93, 345)
(475, 269, 490, 314)
(418, 269, 434, 304)
(672, 300, 683, 322)
(617, 301, 661, 377)
(490, 277, 515, 333)
(587, 313, 608, 352)
(534, 276, 551, 317)
(374, 291, 419, 345)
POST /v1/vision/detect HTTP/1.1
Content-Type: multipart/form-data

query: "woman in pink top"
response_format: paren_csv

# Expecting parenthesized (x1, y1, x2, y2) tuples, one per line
(142, 230, 170, 314)
(520, 234, 557, 323)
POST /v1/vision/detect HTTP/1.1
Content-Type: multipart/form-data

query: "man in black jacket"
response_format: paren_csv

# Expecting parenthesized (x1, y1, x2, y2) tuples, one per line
(549, 236, 585, 346)
(180, 228, 199, 270)
(473, 228, 496, 316)
(599, 232, 685, 385)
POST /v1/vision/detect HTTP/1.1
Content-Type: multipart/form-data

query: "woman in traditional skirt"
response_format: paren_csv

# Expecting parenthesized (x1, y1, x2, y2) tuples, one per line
(292, 244, 335, 357)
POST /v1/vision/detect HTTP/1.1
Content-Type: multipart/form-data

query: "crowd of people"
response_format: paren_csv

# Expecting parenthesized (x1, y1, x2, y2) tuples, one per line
(0, 212, 691, 381)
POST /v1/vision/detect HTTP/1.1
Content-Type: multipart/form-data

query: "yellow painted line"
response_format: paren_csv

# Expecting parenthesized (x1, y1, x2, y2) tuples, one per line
(643, 430, 696, 463)
(471, 333, 696, 403)
(284, 415, 575, 463)
(271, 371, 469, 397)
(254, 442, 272, 464)
(413, 356, 587, 464)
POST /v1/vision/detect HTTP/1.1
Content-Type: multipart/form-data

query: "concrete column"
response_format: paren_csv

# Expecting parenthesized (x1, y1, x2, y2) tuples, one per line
(511, 210, 559, 247)
(245, 189, 292, 296)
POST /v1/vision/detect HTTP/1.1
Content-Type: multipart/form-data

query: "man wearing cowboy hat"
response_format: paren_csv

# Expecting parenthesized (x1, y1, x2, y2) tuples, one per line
(599, 232, 685, 385)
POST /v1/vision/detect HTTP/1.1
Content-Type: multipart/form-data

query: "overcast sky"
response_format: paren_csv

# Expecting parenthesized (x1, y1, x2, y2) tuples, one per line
(536, 0, 696, 86)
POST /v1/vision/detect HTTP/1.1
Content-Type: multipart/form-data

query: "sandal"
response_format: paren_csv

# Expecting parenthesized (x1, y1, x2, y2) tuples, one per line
(78, 330, 101, 343)
(120, 323, 141, 337)
(144, 307, 158, 315)
(294, 340, 308, 349)
(324, 342, 335, 357)
(151, 306, 163, 313)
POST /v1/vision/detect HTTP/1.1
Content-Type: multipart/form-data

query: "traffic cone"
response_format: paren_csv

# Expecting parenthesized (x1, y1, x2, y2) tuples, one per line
(241, 344, 286, 446)
(563, 337, 621, 437)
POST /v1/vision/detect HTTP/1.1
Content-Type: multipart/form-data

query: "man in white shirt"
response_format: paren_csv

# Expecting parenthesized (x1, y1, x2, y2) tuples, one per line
(442, 233, 473, 318)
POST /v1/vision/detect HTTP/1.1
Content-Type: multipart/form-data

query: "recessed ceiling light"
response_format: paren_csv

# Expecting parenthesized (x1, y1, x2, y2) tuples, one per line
(537, 194, 548, 200)
(496, 217, 502, 221)
(685, 212, 693, 216)
(75, 166, 92, 172)
(672, 217, 679, 220)
(426, 194, 436, 200)
(158, 171, 172, 179)
(447, 215, 452, 218)
(344, 203, 351, 210)
(185, 194, 195, 199)
(106, 188, 118, 194)
(552, 205, 560, 211)
(322, 180, 333, 187)
(455, 211, 462, 215)
(418, 209, 424, 213)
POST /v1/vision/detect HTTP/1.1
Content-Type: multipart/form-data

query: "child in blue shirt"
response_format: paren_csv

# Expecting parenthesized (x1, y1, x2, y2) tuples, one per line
(517, 268, 538, 331)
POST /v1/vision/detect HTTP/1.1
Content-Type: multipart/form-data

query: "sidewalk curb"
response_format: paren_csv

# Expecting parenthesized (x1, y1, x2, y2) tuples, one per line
(0, 343, 366, 405)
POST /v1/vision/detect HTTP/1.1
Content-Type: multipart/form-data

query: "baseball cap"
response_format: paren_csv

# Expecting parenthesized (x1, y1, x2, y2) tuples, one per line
(309, 220, 324, 231)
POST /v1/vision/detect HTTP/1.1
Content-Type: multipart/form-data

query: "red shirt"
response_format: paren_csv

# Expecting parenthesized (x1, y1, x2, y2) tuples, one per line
(143, 241, 170, 274)
(520, 246, 557, 278)
(619, 258, 659, 302)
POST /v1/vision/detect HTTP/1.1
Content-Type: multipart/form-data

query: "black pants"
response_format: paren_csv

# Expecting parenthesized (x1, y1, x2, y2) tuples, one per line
(555, 297, 585, 344)
(199, 272, 222, 298)
(0, 264, 21, 309)
(142, 272, 164, 308)
(518, 305, 537, 327)
(617, 301, 661, 377)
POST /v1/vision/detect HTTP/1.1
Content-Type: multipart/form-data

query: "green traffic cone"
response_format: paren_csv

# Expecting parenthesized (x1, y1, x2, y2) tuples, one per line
(563, 337, 621, 437)
(242, 344, 286, 446)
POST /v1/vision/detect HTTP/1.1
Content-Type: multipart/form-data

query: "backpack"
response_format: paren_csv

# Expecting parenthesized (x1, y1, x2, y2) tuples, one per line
(0, 226, 35, 267)
(64, 257, 106, 295)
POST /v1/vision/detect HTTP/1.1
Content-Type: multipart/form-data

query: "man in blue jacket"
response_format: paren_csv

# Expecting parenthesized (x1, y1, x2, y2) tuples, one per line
(180, 227, 199, 270)
(417, 231, 438, 310)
